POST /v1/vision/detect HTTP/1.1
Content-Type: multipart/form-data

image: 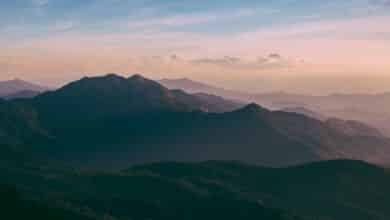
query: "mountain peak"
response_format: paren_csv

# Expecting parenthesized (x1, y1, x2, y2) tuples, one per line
(105, 73, 124, 78)
(128, 74, 147, 81)
(59, 74, 164, 94)
(34, 74, 201, 117)
(233, 103, 268, 115)
(241, 103, 264, 112)
(70, 74, 127, 90)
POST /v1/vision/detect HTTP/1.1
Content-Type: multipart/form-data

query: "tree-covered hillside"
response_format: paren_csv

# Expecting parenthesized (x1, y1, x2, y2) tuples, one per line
(1, 160, 389, 220)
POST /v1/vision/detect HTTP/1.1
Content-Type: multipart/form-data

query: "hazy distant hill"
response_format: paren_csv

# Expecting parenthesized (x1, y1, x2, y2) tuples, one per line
(3, 90, 42, 100)
(280, 107, 384, 138)
(281, 106, 327, 121)
(324, 118, 384, 138)
(186, 92, 244, 112)
(0, 79, 48, 97)
(256, 93, 390, 137)
(160, 78, 390, 137)
(1, 74, 390, 168)
(159, 78, 252, 101)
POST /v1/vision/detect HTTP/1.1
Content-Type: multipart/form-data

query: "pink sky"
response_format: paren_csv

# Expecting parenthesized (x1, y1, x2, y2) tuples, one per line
(1, 14, 389, 94)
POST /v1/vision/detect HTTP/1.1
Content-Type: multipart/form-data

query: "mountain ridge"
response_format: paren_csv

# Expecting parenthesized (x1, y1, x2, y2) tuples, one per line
(0, 79, 49, 97)
(160, 77, 390, 137)
(1, 74, 390, 168)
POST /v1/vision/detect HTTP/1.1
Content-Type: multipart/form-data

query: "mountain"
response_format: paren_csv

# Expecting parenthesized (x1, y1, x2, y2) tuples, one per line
(281, 106, 327, 121)
(2, 74, 390, 219)
(0, 162, 305, 220)
(129, 160, 390, 220)
(0, 79, 48, 97)
(255, 93, 390, 137)
(27, 74, 240, 136)
(159, 78, 390, 137)
(159, 78, 219, 92)
(3, 90, 42, 100)
(33, 74, 239, 117)
(0, 100, 50, 160)
(280, 107, 384, 137)
(325, 118, 384, 138)
(1, 74, 390, 168)
(159, 78, 252, 101)
(0, 185, 93, 220)
(184, 92, 243, 112)
(1, 160, 389, 220)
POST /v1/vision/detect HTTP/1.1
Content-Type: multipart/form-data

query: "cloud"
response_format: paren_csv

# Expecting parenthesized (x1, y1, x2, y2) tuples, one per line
(268, 53, 282, 60)
(190, 54, 293, 70)
(192, 56, 241, 65)
(31, 0, 49, 16)
(371, 0, 390, 6)
(32, 0, 49, 7)
(127, 8, 256, 29)
(51, 21, 76, 32)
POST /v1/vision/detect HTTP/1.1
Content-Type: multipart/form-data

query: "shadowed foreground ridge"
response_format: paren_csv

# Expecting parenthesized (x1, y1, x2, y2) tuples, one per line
(0, 159, 389, 220)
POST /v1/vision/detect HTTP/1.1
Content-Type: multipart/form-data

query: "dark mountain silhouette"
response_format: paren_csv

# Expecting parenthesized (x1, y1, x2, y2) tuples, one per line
(1, 74, 390, 168)
(33, 74, 238, 118)
(0, 79, 48, 97)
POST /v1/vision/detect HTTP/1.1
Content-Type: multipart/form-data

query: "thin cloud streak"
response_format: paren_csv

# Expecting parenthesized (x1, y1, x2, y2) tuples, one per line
(127, 8, 258, 28)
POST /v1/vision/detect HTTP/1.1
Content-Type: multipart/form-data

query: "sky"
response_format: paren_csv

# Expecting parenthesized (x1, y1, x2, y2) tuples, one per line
(0, 0, 390, 94)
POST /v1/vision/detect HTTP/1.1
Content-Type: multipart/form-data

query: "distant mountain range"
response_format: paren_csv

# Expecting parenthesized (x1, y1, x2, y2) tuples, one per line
(3, 90, 42, 100)
(159, 78, 252, 101)
(160, 78, 390, 136)
(0, 79, 49, 99)
(281, 106, 327, 121)
(1, 74, 390, 168)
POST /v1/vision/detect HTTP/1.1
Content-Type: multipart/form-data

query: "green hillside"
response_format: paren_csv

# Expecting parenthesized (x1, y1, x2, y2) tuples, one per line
(1, 160, 389, 220)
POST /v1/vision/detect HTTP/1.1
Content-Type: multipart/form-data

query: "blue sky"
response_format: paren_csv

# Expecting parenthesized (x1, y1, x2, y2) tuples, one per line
(1, 0, 390, 93)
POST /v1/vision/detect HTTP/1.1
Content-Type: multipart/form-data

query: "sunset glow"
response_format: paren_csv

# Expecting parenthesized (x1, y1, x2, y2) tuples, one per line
(1, 0, 389, 93)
